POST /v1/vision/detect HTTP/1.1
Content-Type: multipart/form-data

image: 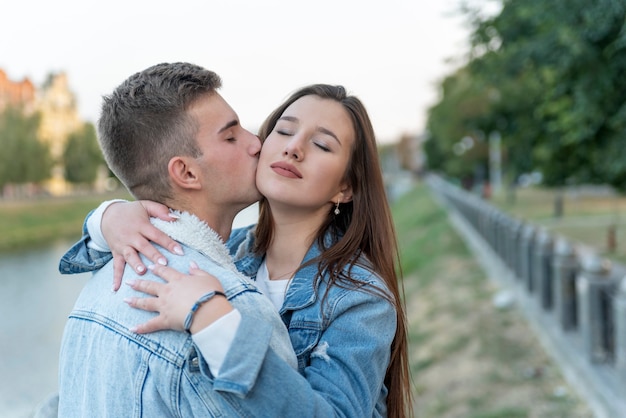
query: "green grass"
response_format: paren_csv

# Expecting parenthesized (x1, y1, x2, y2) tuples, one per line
(0, 191, 131, 252)
(490, 186, 626, 263)
(390, 182, 592, 418)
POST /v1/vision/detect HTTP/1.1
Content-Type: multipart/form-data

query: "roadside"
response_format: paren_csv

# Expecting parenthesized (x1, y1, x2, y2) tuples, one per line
(393, 184, 594, 417)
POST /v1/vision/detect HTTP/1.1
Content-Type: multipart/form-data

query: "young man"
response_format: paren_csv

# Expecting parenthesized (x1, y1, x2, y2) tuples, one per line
(57, 62, 296, 417)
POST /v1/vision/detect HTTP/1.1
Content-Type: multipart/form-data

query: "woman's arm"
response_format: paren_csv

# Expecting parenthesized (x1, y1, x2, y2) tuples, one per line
(101, 200, 181, 290)
(128, 264, 394, 416)
(58, 199, 181, 291)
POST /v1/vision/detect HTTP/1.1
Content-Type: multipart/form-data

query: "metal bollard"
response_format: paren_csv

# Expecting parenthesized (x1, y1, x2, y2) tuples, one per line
(552, 238, 579, 331)
(519, 224, 537, 293)
(577, 254, 617, 363)
(533, 229, 554, 310)
(495, 212, 508, 262)
(615, 276, 626, 392)
(484, 206, 499, 250)
(507, 219, 525, 279)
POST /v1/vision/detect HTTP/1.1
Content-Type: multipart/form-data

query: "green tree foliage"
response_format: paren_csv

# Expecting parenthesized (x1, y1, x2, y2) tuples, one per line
(426, 69, 492, 180)
(426, 0, 626, 190)
(63, 122, 104, 185)
(0, 106, 52, 190)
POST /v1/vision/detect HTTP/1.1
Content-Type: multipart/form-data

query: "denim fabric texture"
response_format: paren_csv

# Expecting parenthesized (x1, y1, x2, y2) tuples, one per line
(58, 213, 296, 417)
(225, 226, 395, 417)
(59, 218, 396, 417)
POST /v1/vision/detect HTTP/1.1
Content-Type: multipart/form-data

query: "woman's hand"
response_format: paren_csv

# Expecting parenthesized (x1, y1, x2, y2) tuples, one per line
(102, 200, 182, 291)
(124, 262, 233, 334)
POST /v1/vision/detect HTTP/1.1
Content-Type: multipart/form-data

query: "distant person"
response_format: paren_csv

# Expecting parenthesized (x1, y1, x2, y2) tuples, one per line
(57, 62, 296, 417)
(63, 84, 413, 416)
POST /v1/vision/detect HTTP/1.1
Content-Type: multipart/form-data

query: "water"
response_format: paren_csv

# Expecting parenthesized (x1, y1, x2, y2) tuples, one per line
(0, 204, 259, 418)
(0, 240, 89, 418)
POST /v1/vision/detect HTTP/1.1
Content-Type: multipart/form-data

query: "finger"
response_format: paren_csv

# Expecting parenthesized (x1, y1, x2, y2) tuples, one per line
(187, 263, 225, 291)
(146, 264, 181, 283)
(140, 200, 177, 221)
(127, 279, 163, 297)
(112, 256, 126, 292)
(124, 294, 160, 313)
(119, 246, 149, 275)
(139, 227, 184, 259)
(188, 263, 217, 280)
(128, 236, 169, 267)
(130, 317, 169, 334)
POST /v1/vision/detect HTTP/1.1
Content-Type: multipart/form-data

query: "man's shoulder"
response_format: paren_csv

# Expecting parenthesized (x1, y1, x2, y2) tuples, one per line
(169, 246, 258, 294)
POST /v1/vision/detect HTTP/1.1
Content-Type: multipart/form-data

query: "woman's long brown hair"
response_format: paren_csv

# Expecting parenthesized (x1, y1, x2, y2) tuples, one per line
(255, 84, 413, 418)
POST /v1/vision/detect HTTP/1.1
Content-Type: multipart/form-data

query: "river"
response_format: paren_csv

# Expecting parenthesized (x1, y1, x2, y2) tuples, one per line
(0, 205, 258, 418)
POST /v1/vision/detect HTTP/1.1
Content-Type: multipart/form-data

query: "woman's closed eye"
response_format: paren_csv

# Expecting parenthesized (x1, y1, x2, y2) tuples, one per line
(314, 141, 331, 152)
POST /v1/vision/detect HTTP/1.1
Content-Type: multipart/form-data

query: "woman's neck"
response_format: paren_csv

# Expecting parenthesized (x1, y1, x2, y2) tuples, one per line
(265, 208, 325, 281)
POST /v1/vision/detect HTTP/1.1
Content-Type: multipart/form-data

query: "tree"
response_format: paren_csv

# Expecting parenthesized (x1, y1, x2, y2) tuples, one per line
(63, 122, 104, 185)
(426, 0, 626, 190)
(0, 106, 51, 190)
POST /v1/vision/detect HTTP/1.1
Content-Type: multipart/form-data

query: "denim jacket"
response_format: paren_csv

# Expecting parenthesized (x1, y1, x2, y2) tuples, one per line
(58, 213, 296, 417)
(60, 220, 396, 417)
(225, 226, 395, 417)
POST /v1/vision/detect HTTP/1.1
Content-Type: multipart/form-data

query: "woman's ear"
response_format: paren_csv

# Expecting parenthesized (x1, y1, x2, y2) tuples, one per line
(168, 157, 201, 190)
(340, 184, 353, 203)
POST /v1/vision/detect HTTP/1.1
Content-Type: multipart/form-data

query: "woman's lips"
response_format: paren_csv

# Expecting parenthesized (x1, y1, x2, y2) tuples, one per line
(270, 162, 302, 178)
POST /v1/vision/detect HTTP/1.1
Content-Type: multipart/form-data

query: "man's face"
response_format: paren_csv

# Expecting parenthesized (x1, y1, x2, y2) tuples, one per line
(189, 93, 262, 211)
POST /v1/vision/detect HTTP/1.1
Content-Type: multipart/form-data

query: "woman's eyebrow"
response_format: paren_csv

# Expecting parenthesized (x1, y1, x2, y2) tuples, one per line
(278, 115, 340, 144)
(317, 126, 340, 144)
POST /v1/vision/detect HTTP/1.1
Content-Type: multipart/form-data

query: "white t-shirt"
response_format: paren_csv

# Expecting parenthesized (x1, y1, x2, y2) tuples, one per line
(254, 259, 290, 311)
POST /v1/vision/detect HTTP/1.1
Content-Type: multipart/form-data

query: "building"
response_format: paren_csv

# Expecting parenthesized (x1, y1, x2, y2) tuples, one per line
(0, 69, 85, 195)
(0, 69, 36, 113)
(37, 72, 83, 195)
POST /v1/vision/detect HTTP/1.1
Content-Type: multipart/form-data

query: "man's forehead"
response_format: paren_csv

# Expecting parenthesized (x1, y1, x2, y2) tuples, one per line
(191, 93, 239, 133)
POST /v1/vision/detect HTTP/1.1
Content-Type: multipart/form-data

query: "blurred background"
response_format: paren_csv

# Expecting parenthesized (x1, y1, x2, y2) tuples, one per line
(2, 0, 626, 416)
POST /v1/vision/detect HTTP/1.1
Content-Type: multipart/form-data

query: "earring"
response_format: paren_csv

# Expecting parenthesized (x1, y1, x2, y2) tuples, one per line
(334, 200, 340, 215)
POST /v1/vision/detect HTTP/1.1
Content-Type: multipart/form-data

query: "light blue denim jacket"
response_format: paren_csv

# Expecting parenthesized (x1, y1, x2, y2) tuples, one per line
(60, 220, 396, 417)
(58, 213, 296, 417)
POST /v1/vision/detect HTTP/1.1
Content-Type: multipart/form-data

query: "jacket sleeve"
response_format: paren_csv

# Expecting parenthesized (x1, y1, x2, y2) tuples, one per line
(58, 209, 114, 274)
(210, 287, 395, 417)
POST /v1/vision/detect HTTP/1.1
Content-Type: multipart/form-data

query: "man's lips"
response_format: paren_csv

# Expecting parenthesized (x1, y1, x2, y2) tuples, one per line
(270, 161, 302, 178)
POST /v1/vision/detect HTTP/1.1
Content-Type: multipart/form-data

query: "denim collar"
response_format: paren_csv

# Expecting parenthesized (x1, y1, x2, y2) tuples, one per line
(233, 229, 340, 314)
(151, 211, 237, 273)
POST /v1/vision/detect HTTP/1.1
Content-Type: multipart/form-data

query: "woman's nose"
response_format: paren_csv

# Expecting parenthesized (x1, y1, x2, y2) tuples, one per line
(283, 138, 303, 160)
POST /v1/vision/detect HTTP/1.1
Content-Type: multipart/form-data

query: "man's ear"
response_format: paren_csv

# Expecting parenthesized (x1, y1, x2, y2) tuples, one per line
(168, 157, 201, 190)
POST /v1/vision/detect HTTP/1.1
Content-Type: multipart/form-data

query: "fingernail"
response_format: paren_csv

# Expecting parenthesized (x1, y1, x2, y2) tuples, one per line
(126, 279, 136, 286)
(158, 257, 167, 266)
(190, 260, 199, 269)
(147, 264, 155, 271)
(123, 297, 132, 304)
(136, 265, 145, 273)
(129, 326, 138, 333)
(111, 287, 118, 293)
(173, 245, 184, 256)
(169, 213, 180, 219)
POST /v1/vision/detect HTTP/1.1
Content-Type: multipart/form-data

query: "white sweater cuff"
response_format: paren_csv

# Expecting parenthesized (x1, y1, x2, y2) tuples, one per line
(191, 309, 242, 377)
(86, 199, 128, 251)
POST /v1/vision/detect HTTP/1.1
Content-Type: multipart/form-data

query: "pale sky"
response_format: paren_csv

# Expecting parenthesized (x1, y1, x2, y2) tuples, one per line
(2, 0, 478, 144)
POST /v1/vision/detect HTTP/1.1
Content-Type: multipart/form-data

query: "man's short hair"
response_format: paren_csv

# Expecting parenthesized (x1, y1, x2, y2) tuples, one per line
(97, 62, 222, 201)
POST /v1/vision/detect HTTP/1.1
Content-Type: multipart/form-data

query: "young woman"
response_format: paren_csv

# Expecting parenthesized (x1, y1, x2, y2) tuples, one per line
(73, 84, 412, 417)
